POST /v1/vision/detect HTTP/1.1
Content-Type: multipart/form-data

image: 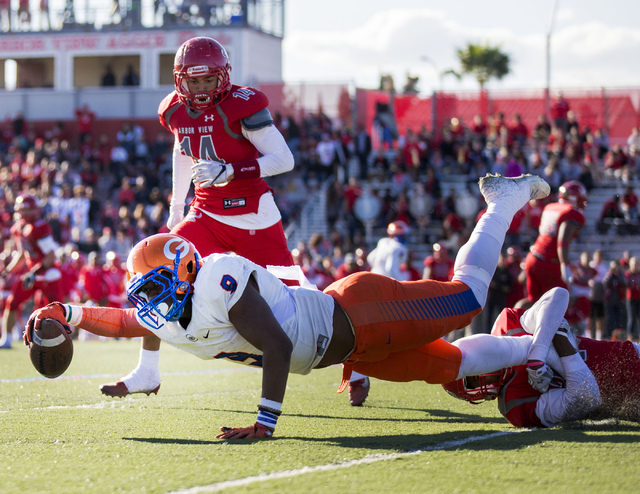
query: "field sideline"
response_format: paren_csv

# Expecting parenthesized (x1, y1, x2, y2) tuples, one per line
(1, 339, 640, 493)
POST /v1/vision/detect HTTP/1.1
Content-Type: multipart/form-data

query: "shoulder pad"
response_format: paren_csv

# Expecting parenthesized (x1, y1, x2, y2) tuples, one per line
(241, 108, 273, 131)
(223, 85, 269, 120)
(158, 92, 181, 132)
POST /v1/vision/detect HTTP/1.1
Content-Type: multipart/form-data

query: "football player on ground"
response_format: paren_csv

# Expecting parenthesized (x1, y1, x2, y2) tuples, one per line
(443, 287, 640, 427)
(1, 195, 62, 349)
(522, 180, 587, 306)
(27, 174, 551, 439)
(99, 36, 300, 399)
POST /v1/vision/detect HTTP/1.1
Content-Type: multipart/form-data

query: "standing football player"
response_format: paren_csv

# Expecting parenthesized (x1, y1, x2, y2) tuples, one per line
(99, 36, 297, 397)
(523, 180, 587, 305)
(367, 221, 410, 281)
(1, 195, 63, 348)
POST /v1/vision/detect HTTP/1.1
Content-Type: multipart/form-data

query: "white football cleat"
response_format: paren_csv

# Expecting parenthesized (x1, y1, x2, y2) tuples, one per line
(101, 366, 161, 398)
(479, 174, 550, 216)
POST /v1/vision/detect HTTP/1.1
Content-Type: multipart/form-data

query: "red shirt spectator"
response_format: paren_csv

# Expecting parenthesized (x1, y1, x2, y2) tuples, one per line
(551, 95, 570, 121)
(510, 114, 528, 145)
(443, 211, 464, 237)
(626, 269, 640, 300)
(117, 178, 136, 206)
(622, 187, 638, 214)
(423, 243, 454, 282)
(75, 104, 95, 137)
(604, 145, 628, 171)
(470, 115, 487, 138)
(343, 177, 362, 212)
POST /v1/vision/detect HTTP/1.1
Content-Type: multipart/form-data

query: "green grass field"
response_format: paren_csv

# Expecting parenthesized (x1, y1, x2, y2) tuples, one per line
(2, 339, 640, 494)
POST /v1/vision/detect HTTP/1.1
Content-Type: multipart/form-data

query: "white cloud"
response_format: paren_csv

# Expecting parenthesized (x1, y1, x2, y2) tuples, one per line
(283, 7, 640, 92)
(556, 7, 575, 22)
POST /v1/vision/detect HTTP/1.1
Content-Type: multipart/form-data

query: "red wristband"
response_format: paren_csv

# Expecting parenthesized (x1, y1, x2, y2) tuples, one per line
(526, 360, 544, 368)
(232, 160, 260, 180)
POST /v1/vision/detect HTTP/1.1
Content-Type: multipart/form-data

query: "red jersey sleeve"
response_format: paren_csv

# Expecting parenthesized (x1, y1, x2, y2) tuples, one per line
(564, 207, 586, 228)
(490, 307, 528, 336)
(223, 85, 269, 122)
(158, 91, 181, 133)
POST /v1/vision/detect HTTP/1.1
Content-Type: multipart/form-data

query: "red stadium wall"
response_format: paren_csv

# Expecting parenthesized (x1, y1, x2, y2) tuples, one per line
(356, 87, 640, 145)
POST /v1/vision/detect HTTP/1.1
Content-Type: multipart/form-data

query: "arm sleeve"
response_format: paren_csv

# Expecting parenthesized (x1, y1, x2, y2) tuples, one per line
(534, 353, 601, 427)
(171, 139, 193, 208)
(67, 305, 153, 338)
(241, 124, 294, 178)
(518, 287, 570, 362)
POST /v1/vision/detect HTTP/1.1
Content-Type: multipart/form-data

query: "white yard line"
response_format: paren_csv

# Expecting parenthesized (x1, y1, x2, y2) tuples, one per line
(0, 367, 254, 384)
(168, 429, 534, 494)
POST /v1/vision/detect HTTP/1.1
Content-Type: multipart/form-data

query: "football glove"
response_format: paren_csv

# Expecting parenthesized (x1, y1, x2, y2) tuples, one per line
(526, 360, 554, 393)
(215, 422, 274, 440)
(21, 272, 35, 290)
(166, 204, 185, 230)
(23, 302, 70, 345)
(191, 159, 231, 188)
(560, 263, 573, 284)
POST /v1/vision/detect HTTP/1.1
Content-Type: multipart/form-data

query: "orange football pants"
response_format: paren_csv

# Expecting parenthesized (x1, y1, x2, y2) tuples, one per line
(324, 272, 482, 389)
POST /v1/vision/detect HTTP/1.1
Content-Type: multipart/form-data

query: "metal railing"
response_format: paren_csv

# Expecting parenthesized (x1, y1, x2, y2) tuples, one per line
(285, 177, 334, 250)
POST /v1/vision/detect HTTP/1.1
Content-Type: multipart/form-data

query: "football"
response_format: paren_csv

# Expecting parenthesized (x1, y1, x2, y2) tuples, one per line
(28, 318, 74, 379)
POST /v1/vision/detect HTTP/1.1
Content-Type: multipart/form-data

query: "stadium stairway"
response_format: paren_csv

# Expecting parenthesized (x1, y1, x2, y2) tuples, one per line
(573, 180, 640, 262)
(286, 172, 640, 266)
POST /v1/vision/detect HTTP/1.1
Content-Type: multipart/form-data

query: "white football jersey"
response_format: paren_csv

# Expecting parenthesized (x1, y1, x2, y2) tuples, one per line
(136, 253, 335, 375)
(367, 237, 408, 281)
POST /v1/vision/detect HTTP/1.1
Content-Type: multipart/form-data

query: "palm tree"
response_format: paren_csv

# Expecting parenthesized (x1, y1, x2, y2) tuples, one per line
(455, 43, 511, 90)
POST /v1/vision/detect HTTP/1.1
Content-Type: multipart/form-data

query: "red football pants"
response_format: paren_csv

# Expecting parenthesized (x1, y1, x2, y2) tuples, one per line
(172, 212, 294, 268)
(525, 252, 566, 302)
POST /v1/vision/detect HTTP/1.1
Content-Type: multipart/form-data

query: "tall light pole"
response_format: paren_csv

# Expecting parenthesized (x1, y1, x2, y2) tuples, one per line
(421, 56, 441, 135)
(545, 0, 560, 119)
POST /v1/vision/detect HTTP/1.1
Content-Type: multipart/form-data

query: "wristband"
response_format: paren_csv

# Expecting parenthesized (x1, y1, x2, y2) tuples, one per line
(526, 360, 545, 368)
(256, 398, 282, 430)
(64, 305, 84, 326)
(232, 160, 260, 180)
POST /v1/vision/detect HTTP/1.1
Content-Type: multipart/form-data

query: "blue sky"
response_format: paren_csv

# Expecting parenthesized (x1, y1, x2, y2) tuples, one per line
(283, 0, 640, 93)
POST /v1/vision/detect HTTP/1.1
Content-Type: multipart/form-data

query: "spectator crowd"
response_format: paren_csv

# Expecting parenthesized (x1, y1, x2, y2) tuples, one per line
(2, 92, 640, 343)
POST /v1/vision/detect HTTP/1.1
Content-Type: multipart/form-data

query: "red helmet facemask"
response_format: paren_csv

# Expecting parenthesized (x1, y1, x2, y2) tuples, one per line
(441, 368, 512, 404)
(174, 37, 232, 111)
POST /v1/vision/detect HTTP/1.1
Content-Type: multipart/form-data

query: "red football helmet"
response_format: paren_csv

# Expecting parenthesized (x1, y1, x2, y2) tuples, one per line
(441, 368, 512, 404)
(387, 221, 410, 238)
(14, 194, 40, 222)
(174, 37, 232, 111)
(558, 181, 587, 210)
(432, 242, 448, 260)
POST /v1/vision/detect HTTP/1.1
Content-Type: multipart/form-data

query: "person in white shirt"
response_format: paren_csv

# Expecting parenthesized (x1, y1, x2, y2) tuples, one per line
(367, 221, 410, 281)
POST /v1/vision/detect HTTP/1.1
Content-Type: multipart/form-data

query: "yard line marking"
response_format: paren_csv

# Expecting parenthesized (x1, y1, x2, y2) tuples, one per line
(0, 367, 255, 384)
(168, 429, 534, 494)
